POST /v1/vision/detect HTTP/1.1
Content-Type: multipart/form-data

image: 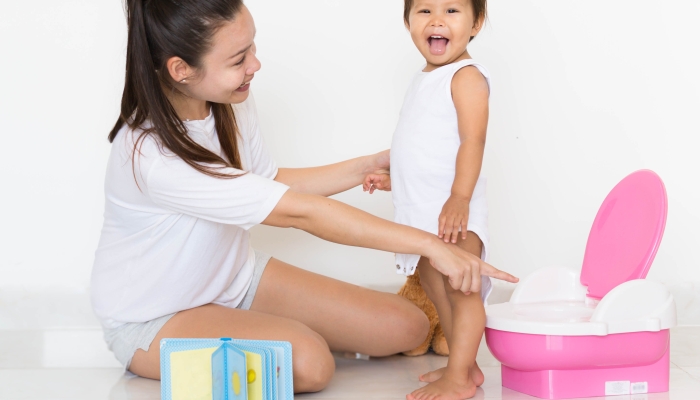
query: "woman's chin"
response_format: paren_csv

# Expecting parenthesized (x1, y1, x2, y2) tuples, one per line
(228, 90, 251, 104)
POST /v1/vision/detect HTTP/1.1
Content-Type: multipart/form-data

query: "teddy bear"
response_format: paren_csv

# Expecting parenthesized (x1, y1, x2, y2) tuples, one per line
(398, 273, 449, 356)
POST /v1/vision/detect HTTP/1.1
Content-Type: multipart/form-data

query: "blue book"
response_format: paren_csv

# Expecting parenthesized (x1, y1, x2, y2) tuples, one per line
(160, 338, 294, 400)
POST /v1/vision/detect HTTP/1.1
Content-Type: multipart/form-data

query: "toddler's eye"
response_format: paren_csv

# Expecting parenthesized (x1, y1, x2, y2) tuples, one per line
(447, 9, 458, 13)
(418, 9, 430, 14)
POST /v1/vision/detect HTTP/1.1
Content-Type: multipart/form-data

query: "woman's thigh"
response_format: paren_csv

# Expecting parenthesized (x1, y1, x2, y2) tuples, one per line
(250, 258, 430, 357)
(129, 304, 334, 393)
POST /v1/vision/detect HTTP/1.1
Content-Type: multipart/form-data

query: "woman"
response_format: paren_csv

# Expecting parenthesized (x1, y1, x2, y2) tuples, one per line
(92, 0, 517, 393)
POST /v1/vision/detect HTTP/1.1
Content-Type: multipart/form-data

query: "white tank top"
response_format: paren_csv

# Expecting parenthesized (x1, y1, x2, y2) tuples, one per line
(390, 59, 492, 300)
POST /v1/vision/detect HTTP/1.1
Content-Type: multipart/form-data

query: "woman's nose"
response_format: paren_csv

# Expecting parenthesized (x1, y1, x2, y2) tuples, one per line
(246, 53, 261, 75)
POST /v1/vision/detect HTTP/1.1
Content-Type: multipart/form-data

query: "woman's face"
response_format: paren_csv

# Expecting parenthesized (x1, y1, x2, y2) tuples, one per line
(185, 5, 261, 105)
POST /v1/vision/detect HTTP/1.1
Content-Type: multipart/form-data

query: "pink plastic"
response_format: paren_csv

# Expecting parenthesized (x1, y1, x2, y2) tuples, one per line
(580, 170, 668, 299)
(485, 171, 672, 398)
(486, 328, 670, 399)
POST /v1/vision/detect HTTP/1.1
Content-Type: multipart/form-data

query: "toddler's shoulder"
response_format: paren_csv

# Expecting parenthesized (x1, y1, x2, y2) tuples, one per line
(451, 65, 490, 97)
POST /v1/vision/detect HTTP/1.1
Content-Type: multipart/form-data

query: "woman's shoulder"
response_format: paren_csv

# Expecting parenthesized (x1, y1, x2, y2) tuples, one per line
(109, 120, 169, 173)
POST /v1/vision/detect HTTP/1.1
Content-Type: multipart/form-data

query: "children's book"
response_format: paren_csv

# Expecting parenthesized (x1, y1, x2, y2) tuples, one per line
(160, 338, 293, 400)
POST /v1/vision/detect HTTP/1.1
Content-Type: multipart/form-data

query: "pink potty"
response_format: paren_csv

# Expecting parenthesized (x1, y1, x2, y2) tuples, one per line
(485, 170, 675, 399)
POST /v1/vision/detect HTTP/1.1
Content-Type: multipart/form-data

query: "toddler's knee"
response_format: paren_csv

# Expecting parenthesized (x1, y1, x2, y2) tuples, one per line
(292, 330, 335, 393)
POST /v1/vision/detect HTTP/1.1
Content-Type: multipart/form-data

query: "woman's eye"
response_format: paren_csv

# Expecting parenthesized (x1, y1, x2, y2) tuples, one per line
(234, 57, 246, 66)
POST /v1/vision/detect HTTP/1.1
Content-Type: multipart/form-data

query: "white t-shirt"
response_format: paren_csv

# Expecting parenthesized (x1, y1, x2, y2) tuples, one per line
(91, 95, 289, 329)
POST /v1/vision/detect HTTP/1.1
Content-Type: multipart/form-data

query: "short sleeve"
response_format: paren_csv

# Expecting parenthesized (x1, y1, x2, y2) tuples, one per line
(145, 156, 289, 230)
(234, 94, 278, 179)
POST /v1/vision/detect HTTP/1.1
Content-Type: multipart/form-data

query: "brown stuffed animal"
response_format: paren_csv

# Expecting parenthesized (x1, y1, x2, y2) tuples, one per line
(398, 273, 449, 356)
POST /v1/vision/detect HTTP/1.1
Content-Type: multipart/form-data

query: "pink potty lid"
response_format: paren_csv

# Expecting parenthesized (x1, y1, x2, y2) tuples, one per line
(580, 170, 668, 299)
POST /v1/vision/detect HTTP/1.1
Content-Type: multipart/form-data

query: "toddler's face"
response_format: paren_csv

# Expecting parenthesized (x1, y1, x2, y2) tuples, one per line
(406, 0, 482, 69)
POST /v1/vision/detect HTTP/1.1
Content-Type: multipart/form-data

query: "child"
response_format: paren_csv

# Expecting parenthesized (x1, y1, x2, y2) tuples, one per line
(365, 0, 494, 398)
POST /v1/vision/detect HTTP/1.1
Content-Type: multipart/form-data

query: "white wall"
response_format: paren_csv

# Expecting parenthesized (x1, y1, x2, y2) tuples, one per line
(1, 1, 698, 296)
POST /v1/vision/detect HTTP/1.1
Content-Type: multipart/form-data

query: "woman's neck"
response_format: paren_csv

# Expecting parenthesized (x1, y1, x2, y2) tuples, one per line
(164, 84, 211, 121)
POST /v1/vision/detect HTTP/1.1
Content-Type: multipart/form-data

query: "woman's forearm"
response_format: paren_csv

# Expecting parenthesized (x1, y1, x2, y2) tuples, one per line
(263, 190, 439, 258)
(263, 190, 520, 289)
(274, 151, 389, 197)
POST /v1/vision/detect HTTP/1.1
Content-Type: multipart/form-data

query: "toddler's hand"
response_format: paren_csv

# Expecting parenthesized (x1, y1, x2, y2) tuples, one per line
(363, 173, 391, 194)
(438, 195, 470, 243)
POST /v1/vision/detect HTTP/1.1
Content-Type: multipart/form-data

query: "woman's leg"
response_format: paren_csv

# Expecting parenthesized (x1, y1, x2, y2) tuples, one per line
(250, 258, 430, 357)
(129, 304, 335, 393)
(129, 257, 430, 393)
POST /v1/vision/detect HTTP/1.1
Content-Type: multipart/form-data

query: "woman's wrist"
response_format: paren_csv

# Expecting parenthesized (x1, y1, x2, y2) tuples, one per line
(361, 150, 390, 175)
(419, 234, 443, 260)
(359, 154, 376, 176)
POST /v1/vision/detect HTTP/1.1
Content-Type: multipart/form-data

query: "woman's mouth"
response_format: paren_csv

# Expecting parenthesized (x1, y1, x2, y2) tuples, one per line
(236, 80, 251, 92)
(428, 35, 449, 56)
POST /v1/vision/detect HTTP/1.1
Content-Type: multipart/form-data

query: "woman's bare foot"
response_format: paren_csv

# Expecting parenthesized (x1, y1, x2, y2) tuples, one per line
(419, 362, 484, 386)
(407, 370, 477, 400)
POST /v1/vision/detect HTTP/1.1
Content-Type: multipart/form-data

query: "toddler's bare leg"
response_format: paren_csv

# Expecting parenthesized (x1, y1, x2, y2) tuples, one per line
(408, 233, 486, 400)
(417, 233, 485, 385)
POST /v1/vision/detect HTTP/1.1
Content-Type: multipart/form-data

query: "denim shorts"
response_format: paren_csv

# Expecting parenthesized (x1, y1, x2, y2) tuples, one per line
(102, 250, 272, 370)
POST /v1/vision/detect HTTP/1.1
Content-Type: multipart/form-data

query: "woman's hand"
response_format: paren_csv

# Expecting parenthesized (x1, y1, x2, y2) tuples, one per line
(438, 195, 471, 243)
(363, 173, 391, 194)
(427, 238, 518, 295)
(362, 150, 391, 193)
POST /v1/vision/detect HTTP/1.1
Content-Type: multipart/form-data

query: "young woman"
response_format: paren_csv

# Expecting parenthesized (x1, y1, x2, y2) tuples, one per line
(92, 0, 517, 393)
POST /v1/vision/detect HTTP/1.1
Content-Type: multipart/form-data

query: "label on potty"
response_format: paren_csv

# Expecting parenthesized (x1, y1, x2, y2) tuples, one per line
(631, 382, 649, 394)
(605, 381, 630, 395)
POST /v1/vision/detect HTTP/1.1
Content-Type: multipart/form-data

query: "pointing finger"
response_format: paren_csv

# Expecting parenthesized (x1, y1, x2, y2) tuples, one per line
(481, 262, 519, 283)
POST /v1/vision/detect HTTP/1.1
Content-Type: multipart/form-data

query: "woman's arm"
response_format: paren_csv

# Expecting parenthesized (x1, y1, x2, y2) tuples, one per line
(274, 150, 390, 197)
(262, 190, 518, 294)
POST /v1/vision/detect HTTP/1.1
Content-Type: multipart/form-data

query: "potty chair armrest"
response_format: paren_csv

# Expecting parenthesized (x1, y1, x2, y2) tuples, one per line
(510, 267, 588, 304)
(590, 279, 677, 334)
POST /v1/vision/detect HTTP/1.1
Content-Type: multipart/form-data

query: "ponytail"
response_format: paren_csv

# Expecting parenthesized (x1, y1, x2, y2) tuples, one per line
(110, 0, 244, 180)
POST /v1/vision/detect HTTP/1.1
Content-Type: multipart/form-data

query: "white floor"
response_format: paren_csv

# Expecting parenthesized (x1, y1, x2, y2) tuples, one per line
(0, 327, 699, 399)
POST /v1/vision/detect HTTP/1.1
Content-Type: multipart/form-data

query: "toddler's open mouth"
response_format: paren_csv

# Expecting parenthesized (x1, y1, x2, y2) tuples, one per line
(428, 35, 449, 56)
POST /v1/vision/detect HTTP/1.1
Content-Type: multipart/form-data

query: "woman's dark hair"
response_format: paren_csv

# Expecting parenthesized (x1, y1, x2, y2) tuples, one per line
(110, 0, 245, 180)
(403, 0, 487, 42)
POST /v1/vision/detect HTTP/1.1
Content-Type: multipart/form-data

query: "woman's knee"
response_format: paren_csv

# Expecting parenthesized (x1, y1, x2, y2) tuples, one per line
(397, 300, 430, 351)
(292, 326, 335, 393)
(371, 295, 430, 356)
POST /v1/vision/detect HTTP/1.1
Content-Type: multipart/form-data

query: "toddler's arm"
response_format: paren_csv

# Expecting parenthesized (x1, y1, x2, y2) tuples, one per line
(438, 66, 490, 243)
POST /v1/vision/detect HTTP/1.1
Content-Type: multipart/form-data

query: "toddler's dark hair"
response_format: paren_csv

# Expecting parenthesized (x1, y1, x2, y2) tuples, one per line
(403, 0, 487, 41)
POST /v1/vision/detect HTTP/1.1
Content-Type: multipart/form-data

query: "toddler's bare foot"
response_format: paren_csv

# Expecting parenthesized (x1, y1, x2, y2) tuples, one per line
(407, 371, 477, 400)
(419, 367, 445, 383)
(471, 362, 484, 387)
(419, 362, 484, 386)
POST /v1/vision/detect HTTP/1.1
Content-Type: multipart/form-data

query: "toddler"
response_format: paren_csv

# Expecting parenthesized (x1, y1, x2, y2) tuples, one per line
(365, 0, 492, 398)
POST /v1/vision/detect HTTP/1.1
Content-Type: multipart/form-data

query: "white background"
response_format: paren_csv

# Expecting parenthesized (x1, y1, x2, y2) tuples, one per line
(1, 1, 698, 296)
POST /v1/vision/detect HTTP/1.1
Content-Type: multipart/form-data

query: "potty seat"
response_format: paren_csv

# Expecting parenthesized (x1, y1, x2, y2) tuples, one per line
(485, 170, 675, 399)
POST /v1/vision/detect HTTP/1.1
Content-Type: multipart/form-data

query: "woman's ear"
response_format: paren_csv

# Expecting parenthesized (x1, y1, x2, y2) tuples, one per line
(166, 56, 195, 83)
